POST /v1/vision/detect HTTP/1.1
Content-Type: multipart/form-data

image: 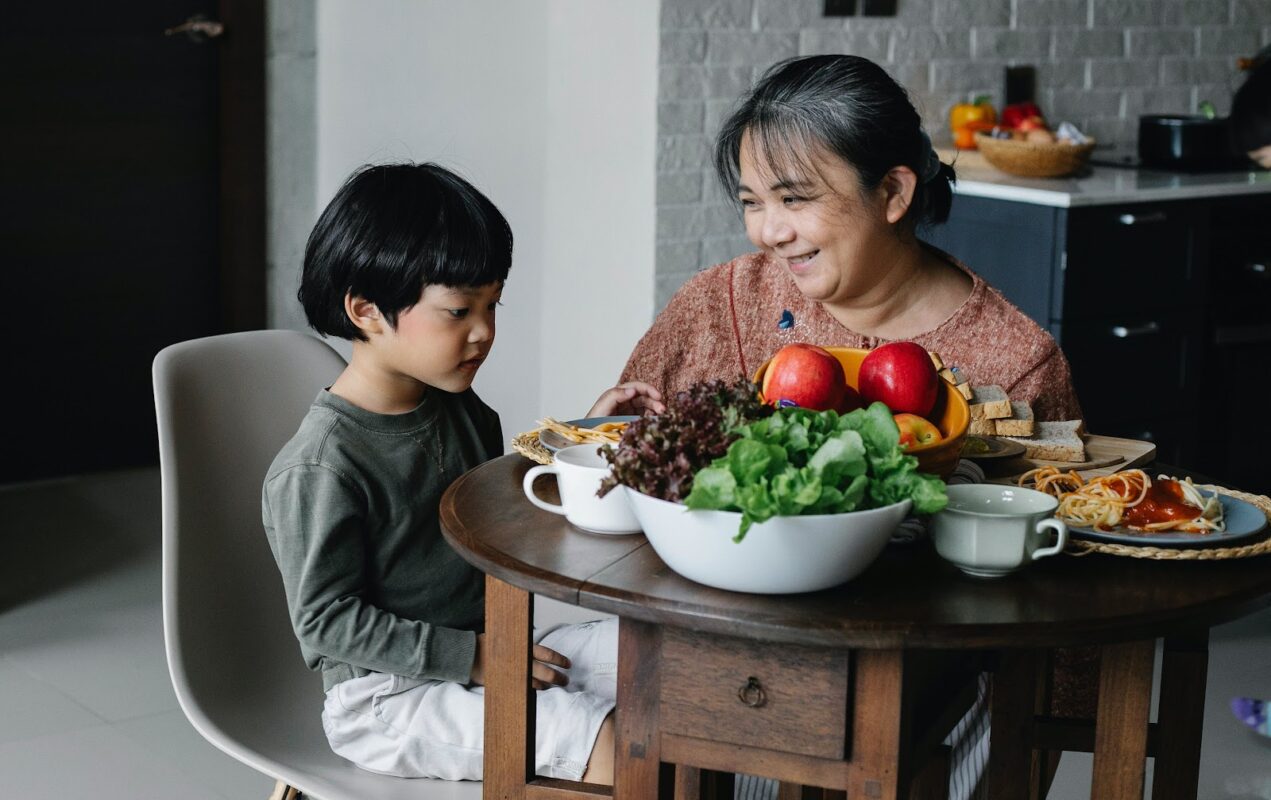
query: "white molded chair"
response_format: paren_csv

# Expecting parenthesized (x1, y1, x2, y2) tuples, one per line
(153, 330, 481, 800)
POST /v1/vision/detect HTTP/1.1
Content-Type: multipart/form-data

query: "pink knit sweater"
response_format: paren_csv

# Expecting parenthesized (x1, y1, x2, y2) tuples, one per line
(620, 250, 1095, 716)
(620, 250, 1083, 422)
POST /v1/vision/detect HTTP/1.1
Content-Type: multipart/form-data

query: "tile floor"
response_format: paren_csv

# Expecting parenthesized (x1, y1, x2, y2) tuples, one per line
(1, 467, 1269, 799)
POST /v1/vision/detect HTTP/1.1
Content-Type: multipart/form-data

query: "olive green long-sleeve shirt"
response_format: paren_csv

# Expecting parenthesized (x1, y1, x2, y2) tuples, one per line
(262, 389, 502, 691)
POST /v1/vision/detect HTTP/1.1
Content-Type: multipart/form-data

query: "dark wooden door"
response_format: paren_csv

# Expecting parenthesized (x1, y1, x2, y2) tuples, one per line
(1, 3, 261, 482)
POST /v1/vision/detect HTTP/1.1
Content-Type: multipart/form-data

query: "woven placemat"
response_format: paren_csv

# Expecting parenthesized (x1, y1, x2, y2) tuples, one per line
(512, 434, 1271, 560)
(511, 429, 553, 465)
(1065, 487, 1271, 560)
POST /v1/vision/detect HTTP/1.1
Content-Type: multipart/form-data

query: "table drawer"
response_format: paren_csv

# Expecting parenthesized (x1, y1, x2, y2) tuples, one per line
(659, 627, 849, 760)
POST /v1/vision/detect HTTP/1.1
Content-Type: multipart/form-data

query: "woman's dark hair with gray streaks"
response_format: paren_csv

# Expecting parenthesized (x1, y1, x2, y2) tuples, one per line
(714, 54, 955, 230)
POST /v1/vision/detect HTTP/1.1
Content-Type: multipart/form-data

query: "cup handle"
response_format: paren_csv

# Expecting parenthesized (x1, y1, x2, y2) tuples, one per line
(1031, 518, 1069, 560)
(522, 465, 567, 515)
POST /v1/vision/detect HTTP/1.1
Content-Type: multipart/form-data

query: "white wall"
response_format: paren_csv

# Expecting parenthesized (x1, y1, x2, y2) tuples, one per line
(315, 0, 657, 440)
(541, 1, 658, 417)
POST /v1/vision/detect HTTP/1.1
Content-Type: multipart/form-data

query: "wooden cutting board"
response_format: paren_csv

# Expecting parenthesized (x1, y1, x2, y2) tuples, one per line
(982, 434, 1156, 485)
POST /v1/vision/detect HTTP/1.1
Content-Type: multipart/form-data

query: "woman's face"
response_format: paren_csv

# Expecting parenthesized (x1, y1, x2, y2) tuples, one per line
(736, 132, 897, 305)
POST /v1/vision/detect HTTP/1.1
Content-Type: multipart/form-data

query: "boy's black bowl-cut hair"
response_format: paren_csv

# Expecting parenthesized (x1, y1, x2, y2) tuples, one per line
(299, 162, 513, 340)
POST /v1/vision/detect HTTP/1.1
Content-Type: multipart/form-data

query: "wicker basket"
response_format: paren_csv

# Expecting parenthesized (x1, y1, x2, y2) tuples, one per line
(973, 132, 1097, 178)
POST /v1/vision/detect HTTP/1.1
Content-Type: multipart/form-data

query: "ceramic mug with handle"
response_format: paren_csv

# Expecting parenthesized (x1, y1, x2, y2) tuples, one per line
(522, 444, 640, 534)
(931, 484, 1068, 578)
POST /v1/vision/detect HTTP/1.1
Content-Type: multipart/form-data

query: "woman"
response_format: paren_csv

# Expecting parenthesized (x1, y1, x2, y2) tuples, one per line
(616, 54, 1081, 424)
(604, 55, 1088, 800)
(1231, 48, 1271, 169)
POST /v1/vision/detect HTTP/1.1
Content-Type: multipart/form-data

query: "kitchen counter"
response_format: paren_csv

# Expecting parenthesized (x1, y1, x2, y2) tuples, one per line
(936, 147, 1271, 207)
(922, 162, 1271, 494)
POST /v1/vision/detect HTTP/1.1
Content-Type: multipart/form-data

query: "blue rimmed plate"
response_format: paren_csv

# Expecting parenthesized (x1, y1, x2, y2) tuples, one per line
(1066, 491, 1268, 547)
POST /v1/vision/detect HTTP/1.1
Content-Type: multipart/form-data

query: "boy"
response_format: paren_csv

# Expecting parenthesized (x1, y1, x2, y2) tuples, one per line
(263, 163, 660, 782)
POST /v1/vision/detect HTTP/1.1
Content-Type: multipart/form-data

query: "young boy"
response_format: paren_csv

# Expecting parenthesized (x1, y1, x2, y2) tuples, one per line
(262, 163, 661, 783)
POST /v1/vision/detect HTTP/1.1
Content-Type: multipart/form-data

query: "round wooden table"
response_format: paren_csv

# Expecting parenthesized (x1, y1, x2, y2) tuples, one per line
(440, 454, 1271, 800)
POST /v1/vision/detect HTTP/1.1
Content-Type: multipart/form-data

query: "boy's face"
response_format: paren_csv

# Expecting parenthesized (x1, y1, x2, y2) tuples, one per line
(377, 281, 503, 394)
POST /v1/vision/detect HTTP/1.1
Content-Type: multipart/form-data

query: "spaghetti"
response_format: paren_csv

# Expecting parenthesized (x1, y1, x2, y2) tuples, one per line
(537, 417, 628, 446)
(1018, 466, 1224, 534)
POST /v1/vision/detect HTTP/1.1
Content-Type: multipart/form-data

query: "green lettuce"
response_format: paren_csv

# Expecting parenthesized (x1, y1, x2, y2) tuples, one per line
(683, 402, 947, 541)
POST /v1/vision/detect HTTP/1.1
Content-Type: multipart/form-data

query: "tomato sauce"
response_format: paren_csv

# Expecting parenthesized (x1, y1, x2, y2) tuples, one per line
(1122, 479, 1199, 528)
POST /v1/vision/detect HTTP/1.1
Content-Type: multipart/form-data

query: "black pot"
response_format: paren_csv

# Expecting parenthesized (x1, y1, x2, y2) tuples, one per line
(1138, 114, 1242, 170)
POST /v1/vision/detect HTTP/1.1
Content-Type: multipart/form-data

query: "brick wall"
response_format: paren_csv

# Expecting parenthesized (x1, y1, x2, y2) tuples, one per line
(655, 0, 1271, 309)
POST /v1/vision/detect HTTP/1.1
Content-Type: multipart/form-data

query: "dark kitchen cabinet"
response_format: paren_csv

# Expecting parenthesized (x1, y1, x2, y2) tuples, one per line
(922, 191, 1271, 494)
(1205, 196, 1271, 495)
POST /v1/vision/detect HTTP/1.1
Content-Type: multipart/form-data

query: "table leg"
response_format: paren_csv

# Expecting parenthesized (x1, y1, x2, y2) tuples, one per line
(673, 767, 734, 800)
(1151, 630, 1208, 800)
(615, 618, 662, 799)
(986, 650, 1044, 800)
(673, 766, 700, 800)
(776, 788, 845, 800)
(1091, 640, 1155, 799)
(846, 650, 903, 800)
(908, 744, 950, 800)
(484, 575, 534, 799)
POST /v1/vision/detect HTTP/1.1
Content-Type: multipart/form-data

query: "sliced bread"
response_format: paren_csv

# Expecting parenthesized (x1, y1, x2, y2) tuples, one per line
(1000, 420, 1086, 462)
(969, 385, 1011, 421)
(968, 417, 997, 436)
(992, 401, 1035, 436)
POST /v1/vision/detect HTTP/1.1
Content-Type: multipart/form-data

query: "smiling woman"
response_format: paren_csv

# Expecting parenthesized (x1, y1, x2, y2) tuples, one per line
(612, 54, 1088, 800)
(618, 54, 1082, 424)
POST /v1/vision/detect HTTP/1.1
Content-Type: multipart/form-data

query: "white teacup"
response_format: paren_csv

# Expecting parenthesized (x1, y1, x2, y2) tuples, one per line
(931, 485, 1068, 578)
(522, 444, 641, 535)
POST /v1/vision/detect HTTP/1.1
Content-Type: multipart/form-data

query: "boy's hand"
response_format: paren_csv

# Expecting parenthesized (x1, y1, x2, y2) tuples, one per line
(531, 644, 571, 690)
(588, 381, 665, 417)
(467, 634, 573, 691)
(469, 633, 488, 686)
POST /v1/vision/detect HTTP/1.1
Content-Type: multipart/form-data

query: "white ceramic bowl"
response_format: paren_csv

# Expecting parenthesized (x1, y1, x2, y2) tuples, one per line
(625, 489, 911, 594)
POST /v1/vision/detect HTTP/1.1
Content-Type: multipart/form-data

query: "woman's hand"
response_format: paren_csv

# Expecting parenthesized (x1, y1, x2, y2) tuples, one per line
(588, 381, 665, 417)
(468, 633, 573, 690)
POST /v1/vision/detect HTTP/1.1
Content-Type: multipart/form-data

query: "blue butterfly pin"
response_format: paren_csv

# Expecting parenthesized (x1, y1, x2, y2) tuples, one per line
(778, 309, 794, 330)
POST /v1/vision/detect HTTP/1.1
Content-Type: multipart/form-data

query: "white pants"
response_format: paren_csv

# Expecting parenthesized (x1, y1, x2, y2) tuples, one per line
(322, 618, 618, 781)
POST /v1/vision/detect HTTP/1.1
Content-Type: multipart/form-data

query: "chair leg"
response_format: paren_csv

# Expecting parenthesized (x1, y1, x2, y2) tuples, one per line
(268, 781, 302, 800)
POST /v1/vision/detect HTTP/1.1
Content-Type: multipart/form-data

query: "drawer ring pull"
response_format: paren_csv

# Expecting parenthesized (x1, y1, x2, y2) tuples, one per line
(737, 676, 767, 708)
(1117, 211, 1167, 225)
(1110, 321, 1161, 338)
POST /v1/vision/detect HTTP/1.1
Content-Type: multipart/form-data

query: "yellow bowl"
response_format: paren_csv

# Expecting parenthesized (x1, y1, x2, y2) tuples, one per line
(753, 346, 969, 479)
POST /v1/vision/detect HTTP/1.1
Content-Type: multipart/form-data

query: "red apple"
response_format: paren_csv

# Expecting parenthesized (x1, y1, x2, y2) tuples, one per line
(858, 341, 940, 416)
(761, 344, 861, 413)
(1016, 115, 1048, 132)
(893, 413, 942, 449)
